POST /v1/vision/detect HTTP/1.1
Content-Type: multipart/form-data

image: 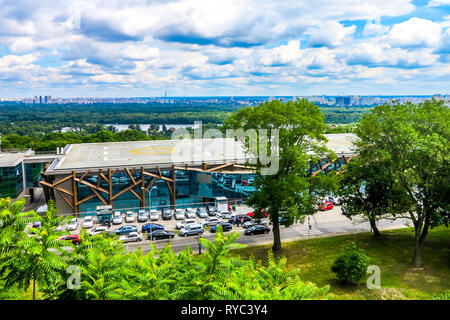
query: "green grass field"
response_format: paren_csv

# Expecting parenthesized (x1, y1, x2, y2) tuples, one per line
(230, 226, 450, 300)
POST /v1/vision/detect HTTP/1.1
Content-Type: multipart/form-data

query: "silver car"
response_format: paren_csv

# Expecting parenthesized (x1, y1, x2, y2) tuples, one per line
(175, 209, 185, 220)
(150, 209, 159, 221)
(179, 224, 204, 237)
(66, 218, 79, 231)
(201, 217, 222, 227)
(138, 209, 148, 222)
(119, 231, 143, 243)
(185, 208, 196, 219)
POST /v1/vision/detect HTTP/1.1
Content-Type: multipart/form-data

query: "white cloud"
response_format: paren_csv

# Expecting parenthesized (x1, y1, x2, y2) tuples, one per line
(386, 18, 442, 48)
(363, 22, 390, 37)
(427, 0, 450, 7)
(308, 22, 356, 47)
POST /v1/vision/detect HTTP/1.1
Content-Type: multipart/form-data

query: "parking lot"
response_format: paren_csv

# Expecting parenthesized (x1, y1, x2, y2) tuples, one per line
(26, 202, 410, 253)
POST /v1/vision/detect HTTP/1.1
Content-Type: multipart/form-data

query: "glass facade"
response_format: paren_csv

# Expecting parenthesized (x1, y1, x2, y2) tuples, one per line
(77, 170, 256, 214)
(0, 164, 24, 199)
(24, 163, 45, 188)
(74, 157, 348, 215)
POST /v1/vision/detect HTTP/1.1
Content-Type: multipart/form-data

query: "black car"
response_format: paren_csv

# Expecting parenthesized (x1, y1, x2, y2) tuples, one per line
(148, 230, 175, 240)
(236, 215, 252, 223)
(161, 207, 172, 220)
(244, 225, 270, 235)
(210, 222, 232, 233)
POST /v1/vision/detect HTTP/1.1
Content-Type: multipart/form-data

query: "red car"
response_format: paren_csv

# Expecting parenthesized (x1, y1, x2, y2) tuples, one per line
(59, 234, 81, 245)
(318, 201, 334, 211)
(247, 210, 269, 218)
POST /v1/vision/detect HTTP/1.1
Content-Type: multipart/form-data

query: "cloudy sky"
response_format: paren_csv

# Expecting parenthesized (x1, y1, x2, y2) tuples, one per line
(0, 0, 449, 97)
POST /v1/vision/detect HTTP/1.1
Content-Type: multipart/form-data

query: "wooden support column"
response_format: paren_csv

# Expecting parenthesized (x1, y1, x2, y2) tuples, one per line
(140, 167, 146, 209)
(72, 171, 79, 215)
(108, 168, 113, 208)
(171, 165, 176, 209)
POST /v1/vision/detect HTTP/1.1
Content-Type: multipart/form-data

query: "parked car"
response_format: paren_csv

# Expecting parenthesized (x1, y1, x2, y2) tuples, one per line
(176, 218, 197, 229)
(329, 196, 341, 206)
(148, 230, 175, 240)
(219, 211, 232, 219)
(174, 208, 185, 220)
(244, 225, 270, 235)
(141, 223, 164, 233)
(210, 222, 233, 233)
(162, 207, 172, 220)
(110, 225, 138, 235)
(150, 209, 159, 221)
(59, 234, 81, 245)
(138, 209, 148, 222)
(236, 214, 253, 223)
(243, 219, 268, 229)
(318, 201, 334, 211)
(126, 211, 136, 223)
(179, 224, 204, 237)
(90, 226, 108, 236)
(196, 207, 208, 218)
(119, 232, 143, 243)
(54, 223, 65, 232)
(66, 218, 79, 231)
(201, 216, 222, 227)
(185, 208, 196, 218)
(206, 206, 216, 216)
(82, 216, 94, 229)
(113, 211, 123, 225)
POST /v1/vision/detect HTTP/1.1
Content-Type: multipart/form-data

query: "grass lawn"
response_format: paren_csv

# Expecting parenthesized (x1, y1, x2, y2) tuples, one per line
(230, 226, 450, 300)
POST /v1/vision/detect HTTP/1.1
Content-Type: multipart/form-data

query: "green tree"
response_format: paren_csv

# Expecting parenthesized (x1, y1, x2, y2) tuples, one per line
(338, 158, 407, 237)
(224, 99, 331, 252)
(355, 100, 449, 267)
(0, 202, 71, 299)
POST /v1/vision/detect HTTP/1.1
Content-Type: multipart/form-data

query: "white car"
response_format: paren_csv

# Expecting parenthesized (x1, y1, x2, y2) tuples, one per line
(175, 208, 185, 220)
(219, 211, 231, 219)
(113, 211, 123, 225)
(176, 218, 197, 229)
(54, 224, 66, 232)
(185, 208, 196, 219)
(138, 209, 148, 222)
(150, 209, 159, 221)
(125, 211, 135, 223)
(119, 231, 143, 243)
(66, 218, 79, 231)
(82, 216, 94, 229)
(90, 226, 108, 236)
(201, 216, 222, 227)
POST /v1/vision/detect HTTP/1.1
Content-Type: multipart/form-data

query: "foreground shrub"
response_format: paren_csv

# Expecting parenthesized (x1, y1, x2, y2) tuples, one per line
(331, 242, 369, 285)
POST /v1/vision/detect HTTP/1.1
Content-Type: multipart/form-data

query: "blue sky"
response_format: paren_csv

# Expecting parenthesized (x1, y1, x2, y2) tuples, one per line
(0, 0, 449, 97)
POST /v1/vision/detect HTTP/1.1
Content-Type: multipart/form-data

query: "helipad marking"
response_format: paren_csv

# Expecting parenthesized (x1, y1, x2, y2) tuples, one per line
(131, 147, 175, 155)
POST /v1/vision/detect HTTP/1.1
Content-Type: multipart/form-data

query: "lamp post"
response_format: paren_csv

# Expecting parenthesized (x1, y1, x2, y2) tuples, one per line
(142, 186, 157, 241)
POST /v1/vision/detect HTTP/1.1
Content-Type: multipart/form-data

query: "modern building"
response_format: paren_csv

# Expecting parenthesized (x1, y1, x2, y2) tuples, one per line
(0, 149, 57, 204)
(0, 134, 357, 216)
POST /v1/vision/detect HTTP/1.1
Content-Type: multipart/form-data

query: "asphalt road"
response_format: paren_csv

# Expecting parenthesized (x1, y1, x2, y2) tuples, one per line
(123, 207, 411, 254)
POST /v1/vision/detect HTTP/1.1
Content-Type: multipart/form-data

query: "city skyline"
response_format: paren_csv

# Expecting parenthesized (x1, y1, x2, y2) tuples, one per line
(0, 0, 449, 97)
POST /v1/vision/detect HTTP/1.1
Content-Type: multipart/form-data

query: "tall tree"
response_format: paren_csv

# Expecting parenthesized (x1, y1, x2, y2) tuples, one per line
(354, 100, 449, 267)
(338, 158, 408, 237)
(224, 99, 330, 252)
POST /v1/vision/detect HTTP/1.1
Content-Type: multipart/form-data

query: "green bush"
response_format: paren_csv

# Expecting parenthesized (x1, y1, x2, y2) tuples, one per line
(331, 242, 369, 285)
